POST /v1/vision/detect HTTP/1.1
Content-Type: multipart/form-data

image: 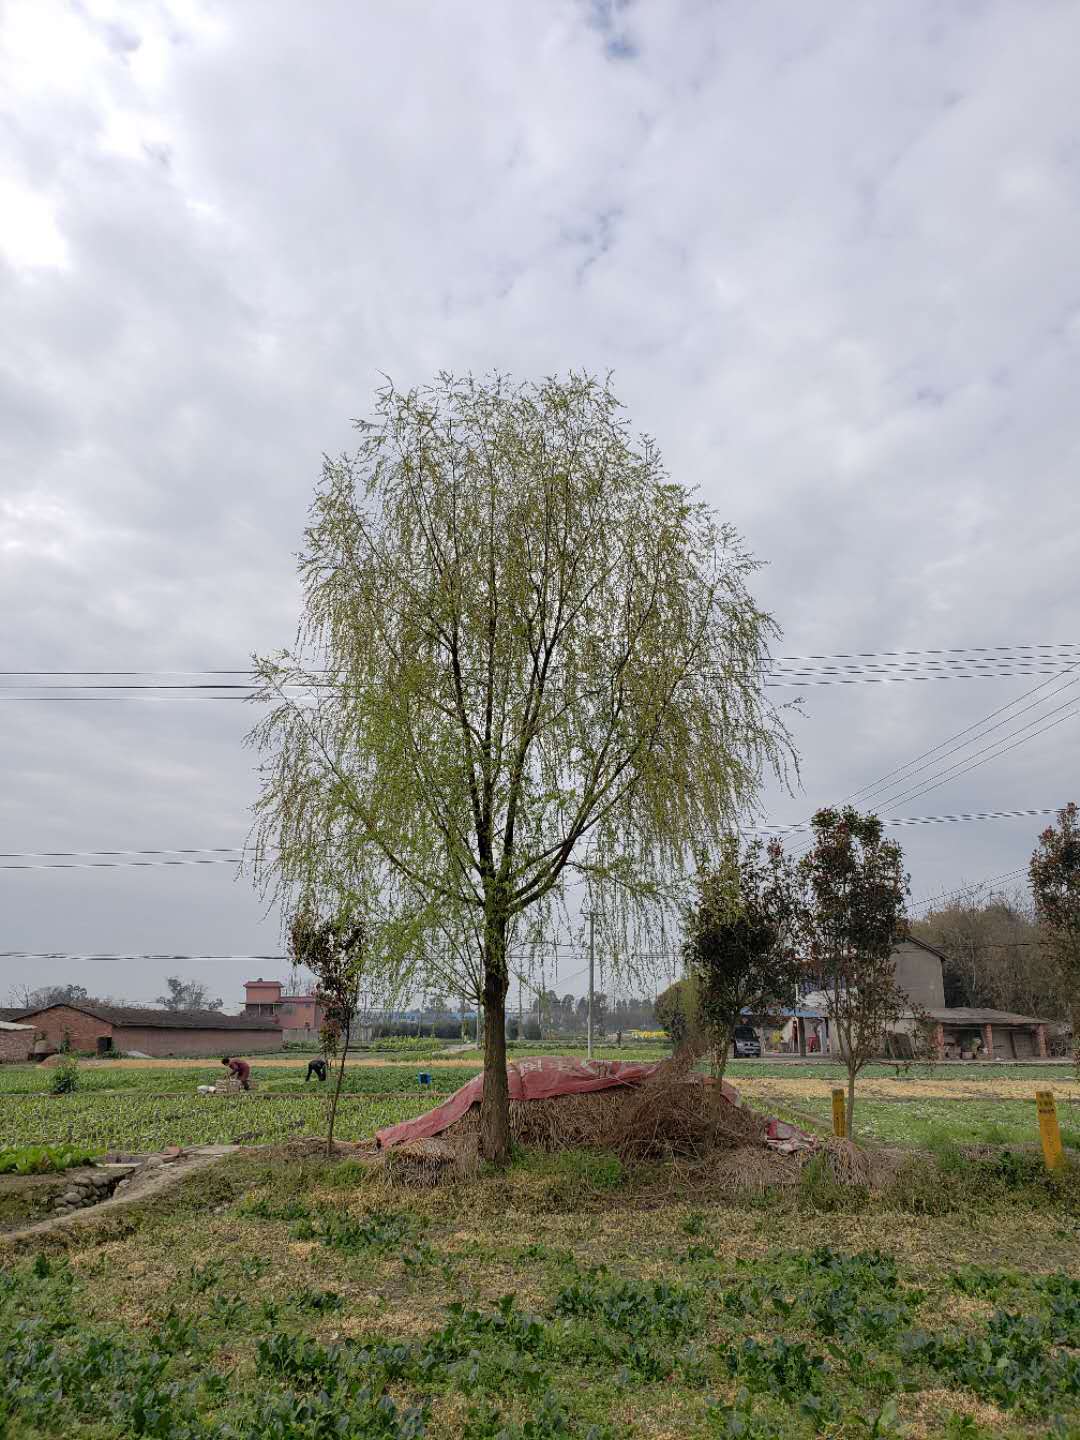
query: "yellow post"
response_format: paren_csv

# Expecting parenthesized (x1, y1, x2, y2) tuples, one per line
(1036, 1090, 1065, 1172)
(831, 1088, 847, 1139)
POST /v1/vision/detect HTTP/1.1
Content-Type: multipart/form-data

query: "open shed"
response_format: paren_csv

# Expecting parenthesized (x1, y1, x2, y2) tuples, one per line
(926, 1007, 1050, 1060)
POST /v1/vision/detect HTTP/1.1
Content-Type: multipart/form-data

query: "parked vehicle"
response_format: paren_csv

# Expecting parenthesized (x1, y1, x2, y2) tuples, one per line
(732, 1024, 761, 1058)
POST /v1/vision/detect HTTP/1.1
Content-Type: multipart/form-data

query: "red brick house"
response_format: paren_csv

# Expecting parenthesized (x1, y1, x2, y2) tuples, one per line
(14, 1003, 280, 1058)
(244, 978, 326, 1040)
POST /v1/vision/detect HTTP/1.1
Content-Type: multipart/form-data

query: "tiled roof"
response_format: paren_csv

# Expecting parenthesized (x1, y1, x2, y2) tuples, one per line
(14, 1003, 279, 1031)
(927, 1006, 1048, 1026)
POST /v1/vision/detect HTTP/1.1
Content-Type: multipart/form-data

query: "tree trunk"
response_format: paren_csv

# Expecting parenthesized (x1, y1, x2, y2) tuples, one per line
(715, 1038, 729, 1088)
(797, 1016, 806, 1058)
(326, 1020, 349, 1158)
(845, 1064, 856, 1141)
(1072, 998, 1080, 1080)
(480, 964, 511, 1163)
(710, 1025, 731, 1085)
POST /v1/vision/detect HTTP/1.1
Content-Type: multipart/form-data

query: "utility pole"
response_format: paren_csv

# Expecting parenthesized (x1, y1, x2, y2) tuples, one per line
(587, 910, 595, 1061)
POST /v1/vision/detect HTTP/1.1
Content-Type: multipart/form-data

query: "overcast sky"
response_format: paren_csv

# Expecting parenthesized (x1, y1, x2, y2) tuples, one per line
(2, 0, 1078, 1009)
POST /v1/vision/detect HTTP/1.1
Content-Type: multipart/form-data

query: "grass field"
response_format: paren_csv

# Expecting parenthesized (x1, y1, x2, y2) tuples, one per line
(2, 1145, 1078, 1437)
(2, 1054, 1076, 1154)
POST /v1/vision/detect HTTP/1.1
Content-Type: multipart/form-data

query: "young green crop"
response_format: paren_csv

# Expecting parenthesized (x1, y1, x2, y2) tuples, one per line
(0, 1093, 430, 1150)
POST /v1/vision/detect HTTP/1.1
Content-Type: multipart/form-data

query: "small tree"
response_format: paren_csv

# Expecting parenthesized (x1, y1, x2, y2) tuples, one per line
(156, 977, 223, 1012)
(684, 837, 800, 1083)
(1030, 801, 1080, 1074)
(797, 808, 909, 1138)
(655, 976, 705, 1061)
(289, 912, 366, 1154)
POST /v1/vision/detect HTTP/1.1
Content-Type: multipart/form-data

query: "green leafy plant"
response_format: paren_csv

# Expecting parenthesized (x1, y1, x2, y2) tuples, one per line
(0, 1142, 97, 1175)
(48, 1058, 79, 1095)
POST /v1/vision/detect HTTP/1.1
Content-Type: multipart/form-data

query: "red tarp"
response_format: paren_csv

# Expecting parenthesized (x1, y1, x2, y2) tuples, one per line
(374, 1055, 741, 1149)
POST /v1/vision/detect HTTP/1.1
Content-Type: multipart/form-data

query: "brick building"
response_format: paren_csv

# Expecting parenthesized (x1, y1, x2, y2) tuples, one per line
(13, 1003, 280, 1058)
(0, 1019, 35, 1062)
(244, 978, 326, 1041)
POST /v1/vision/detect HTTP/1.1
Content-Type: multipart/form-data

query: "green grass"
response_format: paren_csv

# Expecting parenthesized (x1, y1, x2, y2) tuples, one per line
(748, 1094, 1080, 1151)
(1, 1148, 1078, 1437)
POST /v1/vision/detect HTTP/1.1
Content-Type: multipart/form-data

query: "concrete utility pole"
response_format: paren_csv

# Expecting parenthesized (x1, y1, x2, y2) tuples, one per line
(587, 910, 595, 1061)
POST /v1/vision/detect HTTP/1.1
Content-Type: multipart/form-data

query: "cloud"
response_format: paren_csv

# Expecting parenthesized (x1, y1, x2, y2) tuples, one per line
(1, 0, 1077, 1002)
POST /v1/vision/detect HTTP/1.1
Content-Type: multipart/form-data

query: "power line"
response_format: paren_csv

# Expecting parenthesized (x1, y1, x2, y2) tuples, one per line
(0, 951, 287, 962)
(763, 806, 1059, 836)
(0, 856, 246, 871)
(845, 673, 1080, 811)
(775, 658, 1080, 855)
(3, 643, 1080, 696)
(0, 808, 1062, 872)
(5, 642, 1079, 676)
(912, 867, 1029, 913)
(0, 847, 249, 860)
(877, 707, 1079, 813)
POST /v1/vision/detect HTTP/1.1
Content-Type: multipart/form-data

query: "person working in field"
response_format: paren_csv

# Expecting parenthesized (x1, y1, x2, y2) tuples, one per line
(305, 1056, 327, 1082)
(221, 1055, 252, 1090)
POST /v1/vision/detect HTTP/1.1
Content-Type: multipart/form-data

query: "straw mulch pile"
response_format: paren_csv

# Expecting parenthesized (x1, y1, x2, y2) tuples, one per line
(383, 1137, 480, 1188)
(434, 1074, 769, 1165)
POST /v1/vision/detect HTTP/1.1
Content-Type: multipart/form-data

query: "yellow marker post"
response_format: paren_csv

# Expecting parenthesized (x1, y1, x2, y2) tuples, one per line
(831, 1088, 847, 1139)
(1036, 1090, 1065, 1172)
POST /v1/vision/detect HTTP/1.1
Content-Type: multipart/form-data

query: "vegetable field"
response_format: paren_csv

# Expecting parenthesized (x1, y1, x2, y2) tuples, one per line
(0, 1057, 1075, 1153)
(0, 1093, 431, 1150)
(1, 1147, 1078, 1437)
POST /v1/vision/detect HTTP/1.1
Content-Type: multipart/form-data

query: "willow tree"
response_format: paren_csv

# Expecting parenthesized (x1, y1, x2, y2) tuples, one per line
(247, 372, 793, 1162)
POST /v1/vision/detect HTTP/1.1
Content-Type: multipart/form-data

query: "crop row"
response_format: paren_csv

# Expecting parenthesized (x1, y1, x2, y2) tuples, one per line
(0, 1063, 481, 1096)
(0, 1093, 432, 1150)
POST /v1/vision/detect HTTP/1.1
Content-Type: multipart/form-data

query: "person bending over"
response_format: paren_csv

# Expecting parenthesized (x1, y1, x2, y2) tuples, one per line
(221, 1055, 251, 1090)
(305, 1056, 327, 1083)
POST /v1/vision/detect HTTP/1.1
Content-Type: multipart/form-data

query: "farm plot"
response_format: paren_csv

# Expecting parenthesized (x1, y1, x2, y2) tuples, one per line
(0, 1061, 482, 1096)
(0, 1093, 432, 1150)
(1, 1148, 1078, 1438)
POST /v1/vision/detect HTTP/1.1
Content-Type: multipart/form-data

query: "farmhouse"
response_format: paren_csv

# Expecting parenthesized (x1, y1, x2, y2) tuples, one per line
(11, 1003, 280, 1058)
(243, 977, 326, 1042)
(786, 937, 1053, 1060)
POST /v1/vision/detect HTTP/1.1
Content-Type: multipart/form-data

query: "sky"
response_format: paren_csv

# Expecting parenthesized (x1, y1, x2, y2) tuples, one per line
(1, 0, 1078, 1009)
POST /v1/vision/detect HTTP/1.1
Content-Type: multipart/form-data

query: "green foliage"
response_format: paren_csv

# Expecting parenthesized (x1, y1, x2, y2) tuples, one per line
(796, 807, 911, 1135)
(683, 837, 800, 1074)
(1030, 801, 1080, 1070)
(3, 1191, 1080, 1438)
(0, 1091, 430, 1150)
(248, 371, 795, 1161)
(48, 1057, 80, 1094)
(0, 1142, 97, 1175)
(554, 1273, 698, 1338)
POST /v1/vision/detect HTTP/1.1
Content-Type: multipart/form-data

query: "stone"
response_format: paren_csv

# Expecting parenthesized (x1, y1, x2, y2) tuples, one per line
(61, 1190, 81, 1205)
